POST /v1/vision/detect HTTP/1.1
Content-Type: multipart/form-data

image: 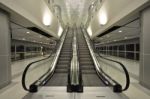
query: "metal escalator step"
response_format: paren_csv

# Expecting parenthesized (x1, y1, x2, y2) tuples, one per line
(59, 57, 71, 59)
(82, 70, 96, 74)
(57, 61, 70, 64)
(82, 74, 105, 86)
(45, 73, 67, 86)
(79, 53, 90, 55)
(79, 57, 92, 60)
(80, 62, 94, 65)
(55, 69, 68, 73)
(57, 66, 68, 69)
(79, 55, 91, 58)
(81, 66, 95, 69)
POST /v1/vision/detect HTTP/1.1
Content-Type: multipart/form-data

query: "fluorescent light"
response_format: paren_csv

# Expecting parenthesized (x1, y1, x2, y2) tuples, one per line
(124, 37, 128, 39)
(118, 30, 122, 33)
(43, 12, 51, 26)
(87, 26, 92, 36)
(26, 31, 30, 34)
(58, 25, 63, 36)
(98, 10, 108, 25)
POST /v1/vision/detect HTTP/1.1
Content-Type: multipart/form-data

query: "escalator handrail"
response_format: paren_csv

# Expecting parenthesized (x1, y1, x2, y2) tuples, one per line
(82, 28, 130, 91)
(97, 53, 130, 91)
(22, 50, 54, 91)
(22, 27, 69, 92)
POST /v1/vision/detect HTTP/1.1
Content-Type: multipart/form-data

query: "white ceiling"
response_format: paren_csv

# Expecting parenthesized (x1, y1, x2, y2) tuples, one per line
(94, 19, 140, 44)
(11, 23, 55, 45)
(51, 0, 97, 26)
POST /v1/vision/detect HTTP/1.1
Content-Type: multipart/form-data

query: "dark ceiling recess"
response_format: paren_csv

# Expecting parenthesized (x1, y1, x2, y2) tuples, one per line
(97, 26, 121, 37)
(28, 27, 52, 38)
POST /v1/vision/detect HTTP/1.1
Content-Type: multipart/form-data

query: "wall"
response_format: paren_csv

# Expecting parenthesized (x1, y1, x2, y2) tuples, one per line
(0, 10, 11, 88)
(0, 0, 60, 38)
(140, 7, 150, 89)
(89, 0, 149, 38)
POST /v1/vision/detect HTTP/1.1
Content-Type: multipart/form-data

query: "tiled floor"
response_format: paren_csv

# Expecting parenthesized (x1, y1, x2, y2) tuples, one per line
(97, 55, 150, 99)
(0, 55, 150, 99)
(23, 87, 127, 99)
(11, 56, 47, 78)
(99, 55, 139, 80)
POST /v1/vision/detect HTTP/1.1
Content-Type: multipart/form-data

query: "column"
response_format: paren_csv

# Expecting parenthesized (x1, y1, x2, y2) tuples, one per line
(140, 7, 150, 89)
(0, 9, 11, 89)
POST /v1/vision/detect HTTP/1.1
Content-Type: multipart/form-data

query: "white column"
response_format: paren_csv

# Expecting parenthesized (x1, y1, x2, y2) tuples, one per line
(0, 9, 11, 89)
(140, 7, 150, 89)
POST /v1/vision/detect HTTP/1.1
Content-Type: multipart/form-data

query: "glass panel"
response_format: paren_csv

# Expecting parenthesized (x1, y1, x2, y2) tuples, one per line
(16, 45, 24, 52)
(126, 52, 134, 59)
(119, 52, 125, 58)
(126, 44, 134, 51)
(119, 45, 124, 51)
(136, 44, 140, 51)
(136, 53, 139, 60)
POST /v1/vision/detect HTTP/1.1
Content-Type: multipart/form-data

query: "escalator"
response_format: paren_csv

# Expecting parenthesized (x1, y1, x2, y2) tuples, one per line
(22, 27, 130, 93)
(45, 29, 73, 86)
(77, 29, 105, 86)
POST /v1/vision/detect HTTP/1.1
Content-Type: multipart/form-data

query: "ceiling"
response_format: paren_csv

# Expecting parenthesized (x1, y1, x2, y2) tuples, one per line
(11, 23, 55, 45)
(94, 19, 140, 44)
(48, 0, 98, 26)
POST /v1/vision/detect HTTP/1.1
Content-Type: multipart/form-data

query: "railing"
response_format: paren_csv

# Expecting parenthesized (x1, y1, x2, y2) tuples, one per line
(81, 27, 130, 92)
(67, 27, 83, 92)
(22, 27, 69, 92)
(97, 53, 130, 91)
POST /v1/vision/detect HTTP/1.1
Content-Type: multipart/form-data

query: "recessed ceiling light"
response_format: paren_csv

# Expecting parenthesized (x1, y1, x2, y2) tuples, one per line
(124, 37, 128, 39)
(26, 31, 30, 34)
(118, 30, 122, 33)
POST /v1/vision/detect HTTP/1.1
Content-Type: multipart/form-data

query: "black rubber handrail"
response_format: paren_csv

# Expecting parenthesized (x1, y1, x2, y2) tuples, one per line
(82, 28, 130, 91)
(22, 27, 69, 92)
(97, 53, 130, 91)
(22, 52, 54, 91)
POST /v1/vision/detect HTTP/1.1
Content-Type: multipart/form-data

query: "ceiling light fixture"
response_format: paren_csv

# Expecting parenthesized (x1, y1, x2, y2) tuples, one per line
(58, 25, 63, 36)
(99, 10, 108, 25)
(26, 31, 30, 34)
(22, 38, 26, 40)
(87, 26, 92, 36)
(118, 30, 122, 33)
(124, 37, 128, 39)
(43, 11, 52, 26)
